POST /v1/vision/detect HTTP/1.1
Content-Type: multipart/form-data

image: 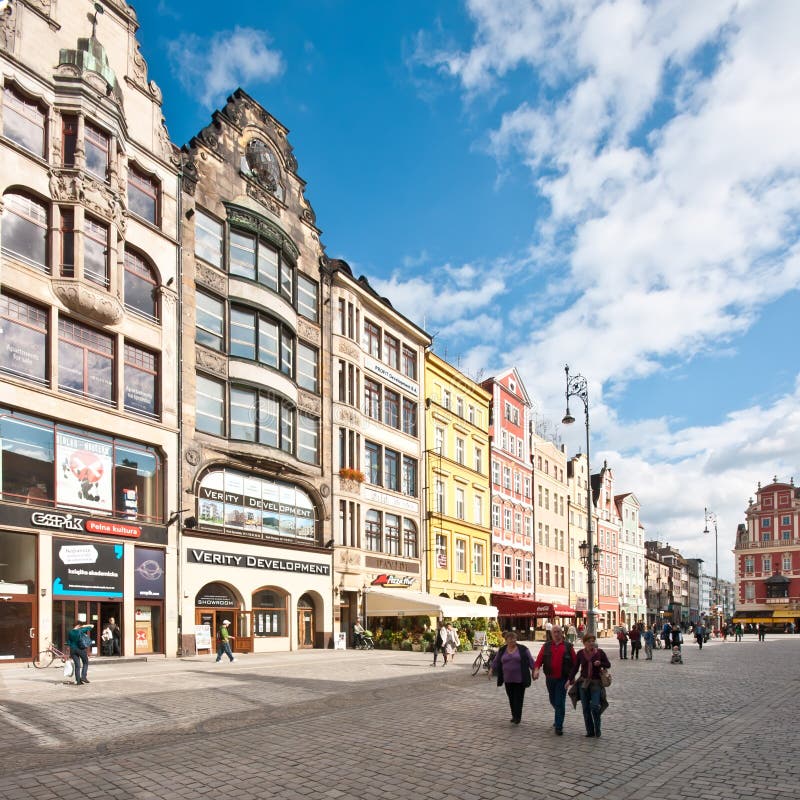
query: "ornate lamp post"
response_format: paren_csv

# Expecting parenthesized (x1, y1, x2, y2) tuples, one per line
(562, 365, 597, 635)
(703, 508, 719, 630)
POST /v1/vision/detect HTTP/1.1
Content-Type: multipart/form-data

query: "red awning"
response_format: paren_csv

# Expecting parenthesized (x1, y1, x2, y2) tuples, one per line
(552, 604, 576, 616)
(491, 594, 554, 617)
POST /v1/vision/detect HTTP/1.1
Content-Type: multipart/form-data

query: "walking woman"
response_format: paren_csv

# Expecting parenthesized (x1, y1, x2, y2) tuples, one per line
(567, 633, 611, 738)
(490, 631, 535, 725)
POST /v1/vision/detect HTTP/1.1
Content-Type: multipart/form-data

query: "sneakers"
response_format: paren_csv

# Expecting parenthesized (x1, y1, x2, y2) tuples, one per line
(82, 678, 90, 684)
(230, 657, 235, 662)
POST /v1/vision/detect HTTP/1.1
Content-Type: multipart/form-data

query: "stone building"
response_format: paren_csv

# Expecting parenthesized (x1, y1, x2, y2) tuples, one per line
(178, 89, 331, 653)
(0, 0, 180, 661)
(616, 492, 645, 627)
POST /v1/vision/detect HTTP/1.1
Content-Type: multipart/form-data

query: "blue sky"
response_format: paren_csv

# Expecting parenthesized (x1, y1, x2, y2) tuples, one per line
(134, 1, 800, 580)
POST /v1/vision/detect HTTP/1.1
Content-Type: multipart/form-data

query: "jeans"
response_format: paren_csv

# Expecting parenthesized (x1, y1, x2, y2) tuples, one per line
(545, 677, 568, 731)
(631, 642, 640, 659)
(644, 643, 653, 659)
(504, 683, 526, 723)
(71, 649, 89, 683)
(578, 680, 603, 736)
(216, 640, 234, 662)
(618, 641, 627, 658)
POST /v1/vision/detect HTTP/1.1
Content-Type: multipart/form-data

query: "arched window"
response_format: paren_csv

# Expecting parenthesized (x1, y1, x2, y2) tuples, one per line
(403, 519, 418, 558)
(252, 588, 287, 637)
(1, 192, 48, 271)
(124, 249, 159, 320)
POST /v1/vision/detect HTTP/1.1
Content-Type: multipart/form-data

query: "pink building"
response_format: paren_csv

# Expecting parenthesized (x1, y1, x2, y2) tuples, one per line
(591, 461, 621, 632)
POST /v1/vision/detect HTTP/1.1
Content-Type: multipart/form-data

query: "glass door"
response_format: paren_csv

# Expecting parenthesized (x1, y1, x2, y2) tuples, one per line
(297, 594, 315, 648)
(0, 596, 35, 661)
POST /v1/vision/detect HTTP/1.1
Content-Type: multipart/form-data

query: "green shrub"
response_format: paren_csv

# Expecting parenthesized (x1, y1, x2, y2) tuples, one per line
(400, 639, 413, 651)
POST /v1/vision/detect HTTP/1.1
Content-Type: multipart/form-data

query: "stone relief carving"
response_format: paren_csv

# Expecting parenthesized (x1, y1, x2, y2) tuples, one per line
(52, 280, 124, 325)
(296, 391, 321, 416)
(195, 348, 227, 376)
(337, 340, 360, 359)
(157, 118, 173, 163)
(180, 151, 199, 196)
(335, 407, 362, 428)
(27, 0, 52, 15)
(129, 40, 148, 89)
(245, 181, 281, 217)
(196, 123, 222, 158)
(195, 263, 227, 294)
(296, 317, 320, 345)
(48, 169, 126, 233)
(149, 80, 163, 104)
(0, 0, 17, 53)
(185, 448, 201, 466)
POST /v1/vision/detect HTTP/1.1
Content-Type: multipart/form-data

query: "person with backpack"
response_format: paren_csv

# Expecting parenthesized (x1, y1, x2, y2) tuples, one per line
(532, 624, 576, 736)
(215, 619, 235, 663)
(68, 619, 95, 685)
(616, 626, 629, 659)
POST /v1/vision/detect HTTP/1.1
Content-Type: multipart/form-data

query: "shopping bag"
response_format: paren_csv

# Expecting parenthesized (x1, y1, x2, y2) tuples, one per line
(63, 659, 74, 678)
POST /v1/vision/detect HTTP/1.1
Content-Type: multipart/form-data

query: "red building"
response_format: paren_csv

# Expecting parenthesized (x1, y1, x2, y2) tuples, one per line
(734, 478, 800, 631)
(591, 461, 621, 632)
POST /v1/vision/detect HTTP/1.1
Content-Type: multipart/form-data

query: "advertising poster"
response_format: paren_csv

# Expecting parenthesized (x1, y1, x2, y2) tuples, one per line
(134, 547, 165, 599)
(56, 432, 113, 513)
(53, 539, 123, 597)
(134, 606, 153, 654)
(223, 471, 246, 528)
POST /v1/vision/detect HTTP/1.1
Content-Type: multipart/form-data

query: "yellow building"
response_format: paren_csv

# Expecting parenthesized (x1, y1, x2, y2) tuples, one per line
(425, 353, 492, 604)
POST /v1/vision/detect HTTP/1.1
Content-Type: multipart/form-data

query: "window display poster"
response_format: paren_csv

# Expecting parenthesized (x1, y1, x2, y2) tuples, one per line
(53, 539, 123, 597)
(134, 547, 165, 599)
(56, 432, 113, 513)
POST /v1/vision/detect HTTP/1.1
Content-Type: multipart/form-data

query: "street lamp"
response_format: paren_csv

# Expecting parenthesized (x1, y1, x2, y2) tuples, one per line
(562, 365, 597, 635)
(703, 508, 720, 630)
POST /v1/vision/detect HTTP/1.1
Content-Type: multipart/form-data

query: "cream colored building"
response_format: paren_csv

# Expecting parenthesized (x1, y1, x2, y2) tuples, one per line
(0, 1, 180, 661)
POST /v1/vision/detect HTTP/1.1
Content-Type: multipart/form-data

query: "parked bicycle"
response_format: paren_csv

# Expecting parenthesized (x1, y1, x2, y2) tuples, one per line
(33, 641, 70, 669)
(471, 643, 496, 676)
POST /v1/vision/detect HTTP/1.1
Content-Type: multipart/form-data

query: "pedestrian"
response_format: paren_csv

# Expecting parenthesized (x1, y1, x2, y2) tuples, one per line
(734, 622, 743, 642)
(616, 627, 628, 659)
(642, 625, 654, 660)
(101, 617, 121, 656)
(215, 619, 235, 663)
(566, 624, 577, 645)
(661, 621, 671, 651)
(353, 617, 365, 648)
(758, 623, 766, 642)
(490, 630, 535, 725)
(68, 618, 94, 685)
(532, 624, 576, 736)
(442, 622, 459, 665)
(431, 621, 444, 666)
(670, 623, 682, 651)
(695, 622, 706, 650)
(567, 633, 611, 738)
(629, 625, 642, 660)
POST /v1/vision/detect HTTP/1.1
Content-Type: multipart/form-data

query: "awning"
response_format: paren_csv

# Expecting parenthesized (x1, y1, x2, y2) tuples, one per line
(552, 604, 576, 616)
(733, 610, 774, 622)
(492, 594, 553, 618)
(364, 588, 498, 618)
(770, 610, 799, 620)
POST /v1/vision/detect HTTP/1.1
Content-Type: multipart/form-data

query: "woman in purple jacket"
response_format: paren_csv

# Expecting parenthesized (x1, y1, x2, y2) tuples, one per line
(490, 630, 535, 725)
(567, 633, 611, 738)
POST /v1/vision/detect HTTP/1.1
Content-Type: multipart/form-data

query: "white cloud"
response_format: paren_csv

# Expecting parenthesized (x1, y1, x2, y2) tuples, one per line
(168, 27, 284, 108)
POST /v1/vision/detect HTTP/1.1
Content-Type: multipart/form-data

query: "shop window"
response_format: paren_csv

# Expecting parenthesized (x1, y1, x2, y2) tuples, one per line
(0, 530, 36, 592)
(85, 124, 110, 181)
(195, 209, 224, 268)
(128, 165, 159, 224)
(83, 216, 109, 287)
(297, 274, 318, 321)
(123, 343, 159, 417)
(2, 86, 45, 157)
(124, 250, 159, 320)
(1, 191, 48, 271)
(114, 443, 161, 521)
(195, 373, 225, 436)
(0, 292, 48, 384)
(252, 589, 288, 637)
(195, 290, 224, 351)
(0, 413, 55, 506)
(58, 318, 114, 405)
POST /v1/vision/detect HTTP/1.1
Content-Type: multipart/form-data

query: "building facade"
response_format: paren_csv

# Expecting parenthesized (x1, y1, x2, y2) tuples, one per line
(592, 461, 620, 631)
(0, 0, 180, 661)
(328, 259, 430, 637)
(734, 478, 800, 631)
(566, 453, 590, 625)
(424, 352, 491, 605)
(616, 493, 645, 627)
(178, 90, 332, 653)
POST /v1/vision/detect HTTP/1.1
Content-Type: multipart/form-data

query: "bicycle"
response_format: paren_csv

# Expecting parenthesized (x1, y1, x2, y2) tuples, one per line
(471, 643, 496, 676)
(33, 642, 70, 669)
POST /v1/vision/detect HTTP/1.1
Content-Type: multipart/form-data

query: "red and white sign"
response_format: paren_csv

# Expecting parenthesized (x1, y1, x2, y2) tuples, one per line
(85, 519, 141, 538)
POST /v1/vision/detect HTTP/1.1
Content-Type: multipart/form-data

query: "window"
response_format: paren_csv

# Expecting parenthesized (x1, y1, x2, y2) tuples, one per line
(83, 217, 109, 287)
(442, 389, 451, 410)
(365, 319, 381, 358)
(196, 291, 224, 350)
(297, 342, 318, 392)
(385, 514, 400, 555)
(456, 488, 465, 520)
(402, 457, 417, 497)
(782, 516, 791, 525)
(60, 207, 74, 277)
(195, 374, 225, 435)
(504, 508, 512, 531)
(384, 333, 399, 370)
(762, 555, 772, 573)
(229, 308, 293, 374)
(524, 477, 531, 498)
(123, 344, 158, 416)
(2, 192, 48, 271)
(85, 124, 110, 180)
(402, 345, 417, 380)
(473, 543, 484, 575)
(434, 426, 445, 456)
(545, 564, 550, 585)
(297, 413, 320, 464)
(514, 472, 520, 493)
(229, 231, 294, 302)
(403, 519, 418, 558)
(124, 250, 158, 319)
(492, 460, 500, 485)
(455, 437, 465, 465)
(525, 560, 532, 583)
(3, 87, 45, 156)
(474, 447, 483, 474)
(338, 298, 358, 339)
(492, 552, 501, 579)
(468, 405, 475, 424)
(514, 512, 522, 534)
(195, 210, 224, 268)
(456, 397, 464, 418)
(504, 555, 512, 580)
(402, 398, 417, 436)
(58, 318, 113, 404)
(782, 555, 791, 571)
(62, 115, 77, 166)
(338, 427, 360, 471)
(337, 359, 358, 406)
(365, 509, 381, 551)
(456, 540, 466, 572)
(365, 441, 381, 485)
(762, 517, 771, 527)
(503, 467, 511, 490)
(297, 274, 318, 321)
(435, 479, 444, 514)
(229, 230, 256, 281)
(515, 558, 522, 581)
(744, 582, 755, 601)
(435, 534, 447, 567)
(384, 448, 399, 491)
(544, 488, 550, 510)
(364, 379, 381, 420)
(0, 292, 47, 384)
(230, 386, 256, 441)
(384, 389, 400, 428)
(252, 589, 287, 637)
(473, 494, 483, 525)
(492, 504, 500, 528)
(128, 166, 158, 224)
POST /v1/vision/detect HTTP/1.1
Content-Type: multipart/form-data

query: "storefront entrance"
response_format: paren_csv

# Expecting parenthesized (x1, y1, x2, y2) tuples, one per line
(0, 596, 35, 661)
(52, 600, 122, 655)
(0, 530, 37, 661)
(297, 594, 314, 648)
(195, 582, 252, 654)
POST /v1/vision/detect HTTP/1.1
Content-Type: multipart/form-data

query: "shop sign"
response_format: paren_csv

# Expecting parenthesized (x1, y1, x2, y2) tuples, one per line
(361, 486, 418, 512)
(31, 511, 141, 538)
(370, 574, 415, 588)
(85, 519, 141, 538)
(195, 593, 237, 607)
(31, 511, 85, 531)
(364, 555, 420, 573)
(52, 539, 123, 598)
(187, 548, 330, 576)
(134, 547, 165, 599)
(363, 355, 419, 396)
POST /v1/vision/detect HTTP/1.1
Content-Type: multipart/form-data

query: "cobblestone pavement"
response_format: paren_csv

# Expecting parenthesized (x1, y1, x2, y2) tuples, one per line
(0, 635, 798, 800)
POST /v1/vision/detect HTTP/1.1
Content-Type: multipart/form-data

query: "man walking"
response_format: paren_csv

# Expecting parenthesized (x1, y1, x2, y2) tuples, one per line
(215, 619, 235, 663)
(532, 624, 576, 736)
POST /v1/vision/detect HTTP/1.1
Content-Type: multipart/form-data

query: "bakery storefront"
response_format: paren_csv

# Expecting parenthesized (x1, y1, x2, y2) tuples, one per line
(183, 468, 332, 653)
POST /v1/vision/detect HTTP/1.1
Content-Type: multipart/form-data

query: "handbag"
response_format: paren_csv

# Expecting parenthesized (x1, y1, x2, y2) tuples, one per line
(599, 669, 612, 688)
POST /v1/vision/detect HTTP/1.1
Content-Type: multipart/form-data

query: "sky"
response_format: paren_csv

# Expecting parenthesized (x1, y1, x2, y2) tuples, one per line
(132, 0, 800, 581)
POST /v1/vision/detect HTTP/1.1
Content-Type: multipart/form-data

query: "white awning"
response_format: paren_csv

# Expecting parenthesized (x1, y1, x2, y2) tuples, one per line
(364, 588, 498, 618)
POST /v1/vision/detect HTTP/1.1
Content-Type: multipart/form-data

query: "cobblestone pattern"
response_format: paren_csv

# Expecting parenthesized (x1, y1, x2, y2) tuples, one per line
(0, 637, 797, 799)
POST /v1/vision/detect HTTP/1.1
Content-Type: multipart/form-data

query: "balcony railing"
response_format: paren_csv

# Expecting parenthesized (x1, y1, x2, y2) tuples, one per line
(736, 537, 800, 550)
